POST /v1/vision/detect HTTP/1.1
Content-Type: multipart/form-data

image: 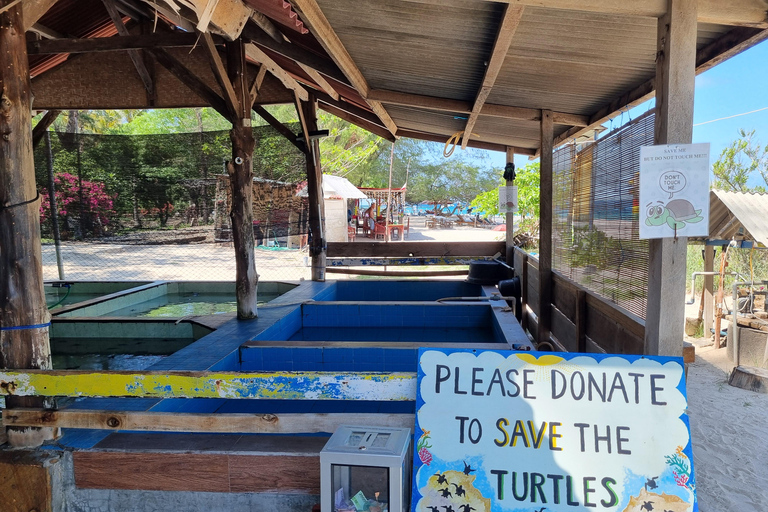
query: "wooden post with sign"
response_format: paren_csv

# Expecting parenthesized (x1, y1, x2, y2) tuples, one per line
(0, 0, 55, 447)
(505, 146, 515, 266)
(645, 0, 697, 356)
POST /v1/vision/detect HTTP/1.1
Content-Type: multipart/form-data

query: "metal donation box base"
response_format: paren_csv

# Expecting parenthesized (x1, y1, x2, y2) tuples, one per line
(320, 426, 412, 512)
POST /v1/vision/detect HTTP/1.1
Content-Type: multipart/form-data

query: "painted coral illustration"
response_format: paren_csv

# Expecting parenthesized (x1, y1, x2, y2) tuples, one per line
(417, 429, 433, 466)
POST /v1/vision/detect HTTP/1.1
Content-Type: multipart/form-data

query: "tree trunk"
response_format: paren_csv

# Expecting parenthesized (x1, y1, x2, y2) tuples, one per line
(0, 0, 55, 447)
(227, 39, 258, 319)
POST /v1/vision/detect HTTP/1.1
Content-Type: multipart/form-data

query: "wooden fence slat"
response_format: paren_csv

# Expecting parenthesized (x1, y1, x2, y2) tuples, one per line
(0, 370, 416, 400)
(3, 409, 415, 434)
(327, 241, 505, 258)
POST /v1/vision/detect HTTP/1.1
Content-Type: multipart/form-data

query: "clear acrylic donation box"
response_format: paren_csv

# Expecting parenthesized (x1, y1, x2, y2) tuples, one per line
(320, 426, 412, 512)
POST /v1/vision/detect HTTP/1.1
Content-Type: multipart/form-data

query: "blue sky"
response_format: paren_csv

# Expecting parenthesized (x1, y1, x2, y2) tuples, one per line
(487, 39, 768, 177)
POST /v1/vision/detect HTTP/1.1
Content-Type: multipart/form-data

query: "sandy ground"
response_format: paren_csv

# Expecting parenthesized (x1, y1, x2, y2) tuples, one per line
(41, 220, 505, 282)
(686, 344, 768, 511)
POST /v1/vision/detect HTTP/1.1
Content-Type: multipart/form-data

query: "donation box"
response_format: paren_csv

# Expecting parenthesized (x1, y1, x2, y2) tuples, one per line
(320, 426, 412, 512)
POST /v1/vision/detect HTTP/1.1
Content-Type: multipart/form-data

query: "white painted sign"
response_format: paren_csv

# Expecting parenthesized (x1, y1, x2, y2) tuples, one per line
(498, 185, 518, 214)
(639, 143, 710, 239)
(412, 349, 696, 512)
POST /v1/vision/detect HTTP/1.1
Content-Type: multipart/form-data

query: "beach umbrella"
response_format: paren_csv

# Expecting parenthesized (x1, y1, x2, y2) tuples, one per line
(492, 224, 506, 231)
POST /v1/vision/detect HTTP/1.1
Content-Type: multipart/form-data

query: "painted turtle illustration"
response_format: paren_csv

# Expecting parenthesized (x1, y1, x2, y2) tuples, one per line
(645, 199, 703, 229)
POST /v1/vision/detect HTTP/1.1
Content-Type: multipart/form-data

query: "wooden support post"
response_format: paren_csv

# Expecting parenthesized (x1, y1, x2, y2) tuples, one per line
(0, 0, 55, 447)
(645, 0, 697, 357)
(704, 245, 714, 339)
(226, 38, 257, 319)
(521, 251, 529, 332)
(575, 288, 587, 352)
(505, 146, 515, 266)
(301, 94, 326, 281)
(538, 110, 554, 346)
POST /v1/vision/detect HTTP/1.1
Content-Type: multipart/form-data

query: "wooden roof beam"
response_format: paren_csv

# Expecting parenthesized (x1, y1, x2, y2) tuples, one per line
(319, 102, 395, 143)
(31, 110, 61, 148)
(28, 23, 63, 40)
(396, 128, 537, 155)
(22, 0, 60, 31)
(149, 47, 229, 118)
(249, 64, 267, 107)
(250, 11, 284, 43)
(368, 89, 589, 127)
(201, 32, 240, 119)
(141, 1, 196, 32)
(102, 0, 155, 100)
(544, 25, 768, 156)
(485, 0, 768, 28)
(298, 62, 339, 100)
(244, 43, 308, 101)
(252, 104, 305, 153)
(461, 5, 524, 149)
(241, 26, 348, 84)
(27, 32, 221, 55)
(291, 0, 398, 137)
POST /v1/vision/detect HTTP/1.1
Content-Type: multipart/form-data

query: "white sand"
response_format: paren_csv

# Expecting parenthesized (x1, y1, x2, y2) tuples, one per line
(687, 344, 768, 511)
(41, 222, 505, 282)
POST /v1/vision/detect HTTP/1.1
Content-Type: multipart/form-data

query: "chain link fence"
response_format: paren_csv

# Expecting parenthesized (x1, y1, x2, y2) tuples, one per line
(37, 123, 312, 281)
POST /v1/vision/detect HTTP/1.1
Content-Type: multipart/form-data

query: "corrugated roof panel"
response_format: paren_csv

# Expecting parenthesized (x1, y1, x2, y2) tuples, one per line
(315, 0, 502, 101)
(710, 189, 768, 246)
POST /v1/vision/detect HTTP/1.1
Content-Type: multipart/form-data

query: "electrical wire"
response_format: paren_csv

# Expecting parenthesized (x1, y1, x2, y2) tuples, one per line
(693, 106, 768, 127)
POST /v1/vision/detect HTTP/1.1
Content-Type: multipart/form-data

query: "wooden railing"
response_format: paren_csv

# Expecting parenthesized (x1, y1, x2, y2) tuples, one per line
(513, 247, 645, 354)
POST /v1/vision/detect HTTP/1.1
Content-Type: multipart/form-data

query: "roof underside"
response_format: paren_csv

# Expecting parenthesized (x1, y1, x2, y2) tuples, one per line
(23, 0, 768, 153)
(702, 190, 768, 247)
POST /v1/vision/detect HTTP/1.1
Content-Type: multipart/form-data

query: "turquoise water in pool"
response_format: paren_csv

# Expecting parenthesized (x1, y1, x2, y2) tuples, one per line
(51, 337, 196, 370)
(100, 293, 278, 317)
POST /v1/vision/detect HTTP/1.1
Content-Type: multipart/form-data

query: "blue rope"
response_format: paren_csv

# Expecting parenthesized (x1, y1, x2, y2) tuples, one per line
(0, 322, 51, 332)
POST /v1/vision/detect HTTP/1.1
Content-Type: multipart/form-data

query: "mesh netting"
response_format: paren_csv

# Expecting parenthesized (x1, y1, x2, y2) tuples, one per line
(36, 123, 312, 281)
(552, 111, 653, 319)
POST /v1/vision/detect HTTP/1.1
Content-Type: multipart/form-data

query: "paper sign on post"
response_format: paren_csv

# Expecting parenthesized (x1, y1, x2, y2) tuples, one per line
(411, 349, 696, 512)
(639, 143, 710, 239)
(498, 186, 518, 214)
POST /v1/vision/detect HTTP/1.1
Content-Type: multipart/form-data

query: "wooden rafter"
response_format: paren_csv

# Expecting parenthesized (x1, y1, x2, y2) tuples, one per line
(244, 43, 308, 101)
(102, 0, 155, 99)
(319, 101, 395, 143)
(496, 0, 768, 28)
(149, 47, 229, 118)
(250, 10, 284, 43)
(368, 89, 589, 127)
(28, 23, 63, 40)
(22, 0, 59, 30)
(31, 110, 61, 148)
(28, 32, 222, 55)
(201, 31, 240, 118)
(395, 129, 537, 155)
(252, 104, 305, 153)
(544, 25, 768, 156)
(290, 0, 398, 136)
(461, 5, 524, 149)
(298, 62, 339, 100)
(248, 64, 267, 107)
(142, 0, 196, 32)
(242, 26, 347, 84)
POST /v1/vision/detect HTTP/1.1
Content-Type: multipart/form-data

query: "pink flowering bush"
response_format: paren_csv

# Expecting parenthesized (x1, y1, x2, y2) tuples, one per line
(40, 173, 116, 237)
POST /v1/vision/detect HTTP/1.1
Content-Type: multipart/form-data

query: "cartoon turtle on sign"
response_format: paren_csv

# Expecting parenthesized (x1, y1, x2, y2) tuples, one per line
(645, 199, 703, 229)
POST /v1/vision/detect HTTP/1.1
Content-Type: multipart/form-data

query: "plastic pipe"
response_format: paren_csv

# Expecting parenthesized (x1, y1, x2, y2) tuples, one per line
(687, 271, 738, 304)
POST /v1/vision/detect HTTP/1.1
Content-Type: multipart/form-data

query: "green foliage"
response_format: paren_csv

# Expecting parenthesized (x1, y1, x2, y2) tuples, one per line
(469, 163, 541, 219)
(712, 129, 768, 193)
